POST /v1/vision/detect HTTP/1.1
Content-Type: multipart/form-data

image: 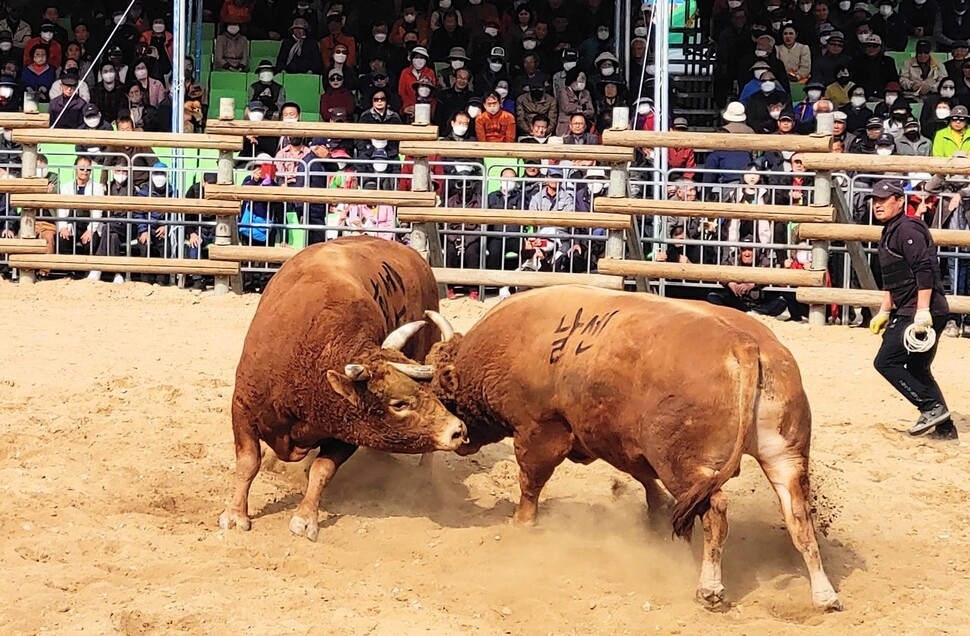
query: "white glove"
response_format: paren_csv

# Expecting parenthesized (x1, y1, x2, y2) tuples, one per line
(913, 308, 933, 333)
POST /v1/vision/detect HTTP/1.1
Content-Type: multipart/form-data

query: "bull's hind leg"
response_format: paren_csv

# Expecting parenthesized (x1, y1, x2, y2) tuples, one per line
(512, 418, 573, 525)
(697, 491, 730, 610)
(760, 452, 843, 612)
(219, 405, 262, 531)
(289, 439, 357, 542)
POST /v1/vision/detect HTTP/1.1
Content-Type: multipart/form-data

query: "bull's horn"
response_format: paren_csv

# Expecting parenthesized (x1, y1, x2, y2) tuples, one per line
(424, 310, 455, 342)
(388, 362, 434, 380)
(344, 364, 370, 381)
(381, 320, 427, 351)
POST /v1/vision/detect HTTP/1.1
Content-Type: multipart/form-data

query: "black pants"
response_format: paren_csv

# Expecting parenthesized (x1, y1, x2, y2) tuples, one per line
(706, 288, 788, 316)
(873, 313, 948, 412)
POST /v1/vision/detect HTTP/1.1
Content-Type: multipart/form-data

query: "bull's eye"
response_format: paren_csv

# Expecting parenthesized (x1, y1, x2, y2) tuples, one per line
(388, 399, 411, 412)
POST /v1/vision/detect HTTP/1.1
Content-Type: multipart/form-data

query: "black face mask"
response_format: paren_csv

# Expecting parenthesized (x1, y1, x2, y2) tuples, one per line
(290, 137, 305, 146)
(530, 88, 544, 100)
(837, 75, 850, 85)
(905, 130, 920, 140)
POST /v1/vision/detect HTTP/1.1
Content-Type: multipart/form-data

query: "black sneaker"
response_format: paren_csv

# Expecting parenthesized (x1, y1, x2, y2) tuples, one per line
(909, 404, 951, 436)
(928, 420, 959, 441)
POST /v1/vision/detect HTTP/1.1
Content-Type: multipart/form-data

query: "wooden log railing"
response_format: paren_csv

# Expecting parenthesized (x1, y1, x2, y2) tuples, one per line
(11, 129, 244, 151)
(399, 141, 635, 163)
(396, 208, 634, 230)
(0, 178, 52, 194)
(799, 153, 970, 175)
(206, 120, 439, 141)
(0, 113, 51, 129)
(9, 194, 241, 216)
(796, 287, 970, 314)
(8, 254, 240, 276)
(202, 184, 437, 207)
(593, 198, 837, 223)
(0, 238, 47, 255)
(600, 129, 833, 153)
(794, 222, 970, 248)
(598, 259, 825, 287)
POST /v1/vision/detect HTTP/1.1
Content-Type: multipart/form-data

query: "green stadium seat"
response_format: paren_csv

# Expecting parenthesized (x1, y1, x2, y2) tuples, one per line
(888, 50, 910, 71)
(911, 102, 922, 121)
(209, 71, 249, 98)
(250, 40, 282, 65)
(789, 82, 805, 105)
(202, 23, 215, 41)
(301, 112, 321, 122)
(434, 62, 448, 76)
(282, 73, 322, 113)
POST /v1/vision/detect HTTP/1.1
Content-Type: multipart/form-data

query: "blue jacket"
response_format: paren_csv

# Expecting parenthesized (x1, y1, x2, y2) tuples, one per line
(703, 149, 753, 184)
(134, 183, 175, 233)
(239, 175, 283, 244)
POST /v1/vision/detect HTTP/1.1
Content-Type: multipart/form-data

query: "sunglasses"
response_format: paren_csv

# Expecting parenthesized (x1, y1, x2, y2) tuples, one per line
(78, 167, 92, 172)
(330, 75, 343, 81)
(373, 96, 386, 102)
(952, 117, 969, 122)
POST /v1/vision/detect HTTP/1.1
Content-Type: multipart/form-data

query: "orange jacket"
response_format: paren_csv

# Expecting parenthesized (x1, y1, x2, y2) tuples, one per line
(475, 109, 516, 143)
(319, 33, 356, 69)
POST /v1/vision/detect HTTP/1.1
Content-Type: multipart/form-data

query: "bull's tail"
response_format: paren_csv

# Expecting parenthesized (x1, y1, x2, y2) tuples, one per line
(670, 341, 761, 540)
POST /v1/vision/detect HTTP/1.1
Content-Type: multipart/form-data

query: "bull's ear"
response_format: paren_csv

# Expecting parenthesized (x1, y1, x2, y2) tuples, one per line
(437, 364, 459, 399)
(326, 370, 363, 407)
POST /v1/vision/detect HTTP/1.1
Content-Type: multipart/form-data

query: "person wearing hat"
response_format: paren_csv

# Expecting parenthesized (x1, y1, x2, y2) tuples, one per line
(811, 31, 850, 87)
(668, 117, 697, 180)
(397, 45, 435, 114)
(866, 179, 956, 439)
(702, 103, 754, 186)
(22, 21, 62, 70)
(945, 40, 970, 80)
(931, 104, 970, 155)
(468, 17, 503, 69)
(319, 67, 356, 121)
(839, 84, 874, 132)
(408, 75, 438, 123)
(321, 10, 357, 70)
(824, 62, 856, 107)
(746, 70, 793, 133)
(593, 76, 627, 118)
(552, 48, 579, 94)
(48, 70, 87, 129)
(847, 116, 887, 153)
(248, 60, 287, 119)
(589, 50, 620, 88)
(870, 0, 908, 52)
(275, 17, 322, 75)
(214, 20, 250, 72)
(0, 73, 20, 113)
(473, 45, 509, 95)
(435, 46, 471, 90)
(0, 30, 18, 70)
(390, 3, 431, 48)
(873, 132, 897, 156)
(896, 118, 933, 155)
(515, 75, 557, 137)
(851, 33, 899, 97)
(791, 78, 824, 131)
(736, 34, 791, 96)
(899, 39, 946, 98)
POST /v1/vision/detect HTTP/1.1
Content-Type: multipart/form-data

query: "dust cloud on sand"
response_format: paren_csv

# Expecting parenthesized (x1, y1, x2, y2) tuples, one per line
(1, 280, 969, 635)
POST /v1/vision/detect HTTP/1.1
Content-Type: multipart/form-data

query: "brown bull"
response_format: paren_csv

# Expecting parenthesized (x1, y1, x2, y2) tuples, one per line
(412, 286, 841, 611)
(219, 236, 467, 541)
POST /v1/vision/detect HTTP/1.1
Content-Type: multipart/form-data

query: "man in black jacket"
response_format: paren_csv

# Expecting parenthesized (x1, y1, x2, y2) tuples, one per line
(868, 179, 957, 440)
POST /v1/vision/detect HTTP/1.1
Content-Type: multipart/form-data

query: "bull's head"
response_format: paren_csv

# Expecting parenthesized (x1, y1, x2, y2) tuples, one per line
(325, 320, 467, 453)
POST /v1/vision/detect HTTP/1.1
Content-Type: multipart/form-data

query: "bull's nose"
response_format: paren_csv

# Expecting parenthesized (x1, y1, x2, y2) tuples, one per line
(437, 418, 468, 451)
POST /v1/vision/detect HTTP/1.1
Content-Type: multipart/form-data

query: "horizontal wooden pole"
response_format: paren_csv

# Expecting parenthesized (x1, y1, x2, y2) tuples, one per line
(204, 184, 437, 207)
(796, 287, 970, 314)
(601, 129, 833, 153)
(399, 141, 634, 163)
(794, 222, 970, 248)
(0, 178, 51, 194)
(397, 207, 633, 230)
(12, 129, 243, 151)
(8, 255, 241, 276)
(0, 112, 51, 129)
(800, 153, 970, 175)
(594, 198, 835, 223)
(0, 238, 47, 254)
(598, 259, 825, 287)
(209, 245, 297, 263)
(9, 195, 241, 216)
(206, 120, 439, 141)
(432, 267, 625, 289)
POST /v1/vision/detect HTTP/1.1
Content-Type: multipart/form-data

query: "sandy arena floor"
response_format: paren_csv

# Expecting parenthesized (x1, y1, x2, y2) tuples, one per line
(1, 279, 969, 635)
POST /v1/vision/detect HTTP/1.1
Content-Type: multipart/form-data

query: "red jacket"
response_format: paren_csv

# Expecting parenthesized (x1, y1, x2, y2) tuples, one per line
(668, 146, 696, 180)
(398, 66, 436, 111)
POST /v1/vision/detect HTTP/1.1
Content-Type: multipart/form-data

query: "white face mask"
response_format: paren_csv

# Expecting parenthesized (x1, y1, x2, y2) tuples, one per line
(0, 42, 10, 52)
(102, 71, 116, 84)
(259, 71, 274, 82)
(523, 39, 537, 50)
(372, 139, 388, 149)
(839, 0, 851, 10)
(850, 95, 866, 107)
(761, 80, 776, 93)
(452, 123, 468, 136)
(496, 86, 508, 98)
(451, 60, 464, 70)
(563, 60, 576, 71)
(469, 0, 482, 5)
(0, 86, 12, 99)
(40, 31, 53, 42)
(942, 87, 956, 98)
(728, 0, 742, 8)
(876, 147, 892, 156)
(412, 57, 427, 70)
(374, 32, 387, 42)
(800, 1, 812, 10)
(590, 182, 605, 195)
(249, 110, 265, 121)
(754, 49, 768, 58)
(573, 80, 586, 91)
(153, 23, 165, 33)
(597, 29, 609, 41)
(440, 0, 452, 8)
(485, 26, 498, 37)
(418, 86, 431, 97)
(467, 105, 481, 118)
(885, 93, 897, 105)
(637, 102, 652, 115)
(500, 178, 516, 192)
(601, 65, 615, 77)
(337, 161, 347, 170)
(84, 116, 101, 128)
(645, 64, 656, 75)
(807, 89, 822, 101)
(489, 61, 503, 72)
(113, 15, 124, 25)
(634, 26, 647, 37)
(404, 13, 416, 23)
(915, 0, 926, 4)
(152, 175, 167, 188)
(937, 107, 951, 119)
(113, 171, 127, 184)
(135, 68, 149, 80)
(374, 162, 388, 172)
(36, 166, 49, 178)
(485, 104, 500, 115)
(879, 5, 893, 16)
(769, 109, 781, 119)
(334, 52, 347, 64)
(227, 25, 240, 35)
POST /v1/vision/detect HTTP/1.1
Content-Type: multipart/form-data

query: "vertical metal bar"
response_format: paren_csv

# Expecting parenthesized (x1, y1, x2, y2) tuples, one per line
(809, 112, 834, 326)
(213, 99, 236, 295)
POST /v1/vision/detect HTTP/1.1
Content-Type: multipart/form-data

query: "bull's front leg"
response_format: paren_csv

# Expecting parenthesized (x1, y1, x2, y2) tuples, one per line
(512, 420, 573, 525)
(289, 439, 358, 541)
(696, 490, 730, 611)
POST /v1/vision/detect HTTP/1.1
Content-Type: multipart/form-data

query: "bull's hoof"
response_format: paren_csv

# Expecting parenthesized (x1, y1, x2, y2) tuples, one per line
(695, 586, 728, 612)
(511, 512, 538, 527)
(288, 514, 320, 542)
(813, 592, 844, 613)
(218, 508, 251, 531)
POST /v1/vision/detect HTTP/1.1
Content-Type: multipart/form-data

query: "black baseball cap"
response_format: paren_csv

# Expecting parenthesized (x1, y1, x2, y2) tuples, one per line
(866, 179, 904, 199)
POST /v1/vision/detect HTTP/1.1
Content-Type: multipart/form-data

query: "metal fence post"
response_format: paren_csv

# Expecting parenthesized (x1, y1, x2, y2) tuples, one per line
(16, 94, 39, 285)
(409, 105, 446, 296)
(214, 97, 238, 295)
(808, 112, 834, 326)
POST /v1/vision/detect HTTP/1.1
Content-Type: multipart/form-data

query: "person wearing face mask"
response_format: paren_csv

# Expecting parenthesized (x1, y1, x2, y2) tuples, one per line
(361, 22, 406, 76)
(463, 0, 499, 44)
(931, 104, 970, 155)
(899, 39, 946, 98)
(49, 70, 87, 129)
(319, 68, 356, 121)
(138, 18, 174, 78)
(407, 75, 438, 123)
(588, 51, 622, 91)
(847, 117, 887, 153)
(792, 79, 824, 132)
(554, 68, 593, 135)
(484, 166, 525, 273)
(476, 91, 516, 141)
(467, 17, 502, 69)
(436, 46, 471, 91)
(576, 24, 613, 74)
(825, 63, 857, 107)
(745, 71, 793, 133)
(473, 45, 509, 96)
(918, 78, 955, 134)
(131, 162, 175, 283)
(215, 21, 250, 72)
(869, 0, 908, 51)
(552, 48, 578, 95)
(88, 61, 125, 123)
(391, 3, 430, 47)
(20, 44, 56, 103)
(74, 103, 114, 158)
(130, 57, 166, 107)
(429, 10, 471, 64)
(247, 60, 287, 119)
(0, 74, 20, 113)
(356, 89, 404, 156)
(840, 85, 875, 132)
(99, 115, 158, 191)
(872, 81, 904, 119)
(321, 11, 357, 70)
(22, 23, 62, 70)
(0, 31, 19, 70)
(275, 17, 323, 74)
(288, 0, 320, 40)
(123, 81, 160, 132)
(0, 8, 30, 50)
(274, 134, 308, 187)
(885, 99, 915, 136)
(895, 118, 933, 155)
(850, 33, 900, 97)
(514, 77, 557, 137)
(397, 46, 436, 114)
(736, 34, 791, 96)
(740, 61, 775, 102)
